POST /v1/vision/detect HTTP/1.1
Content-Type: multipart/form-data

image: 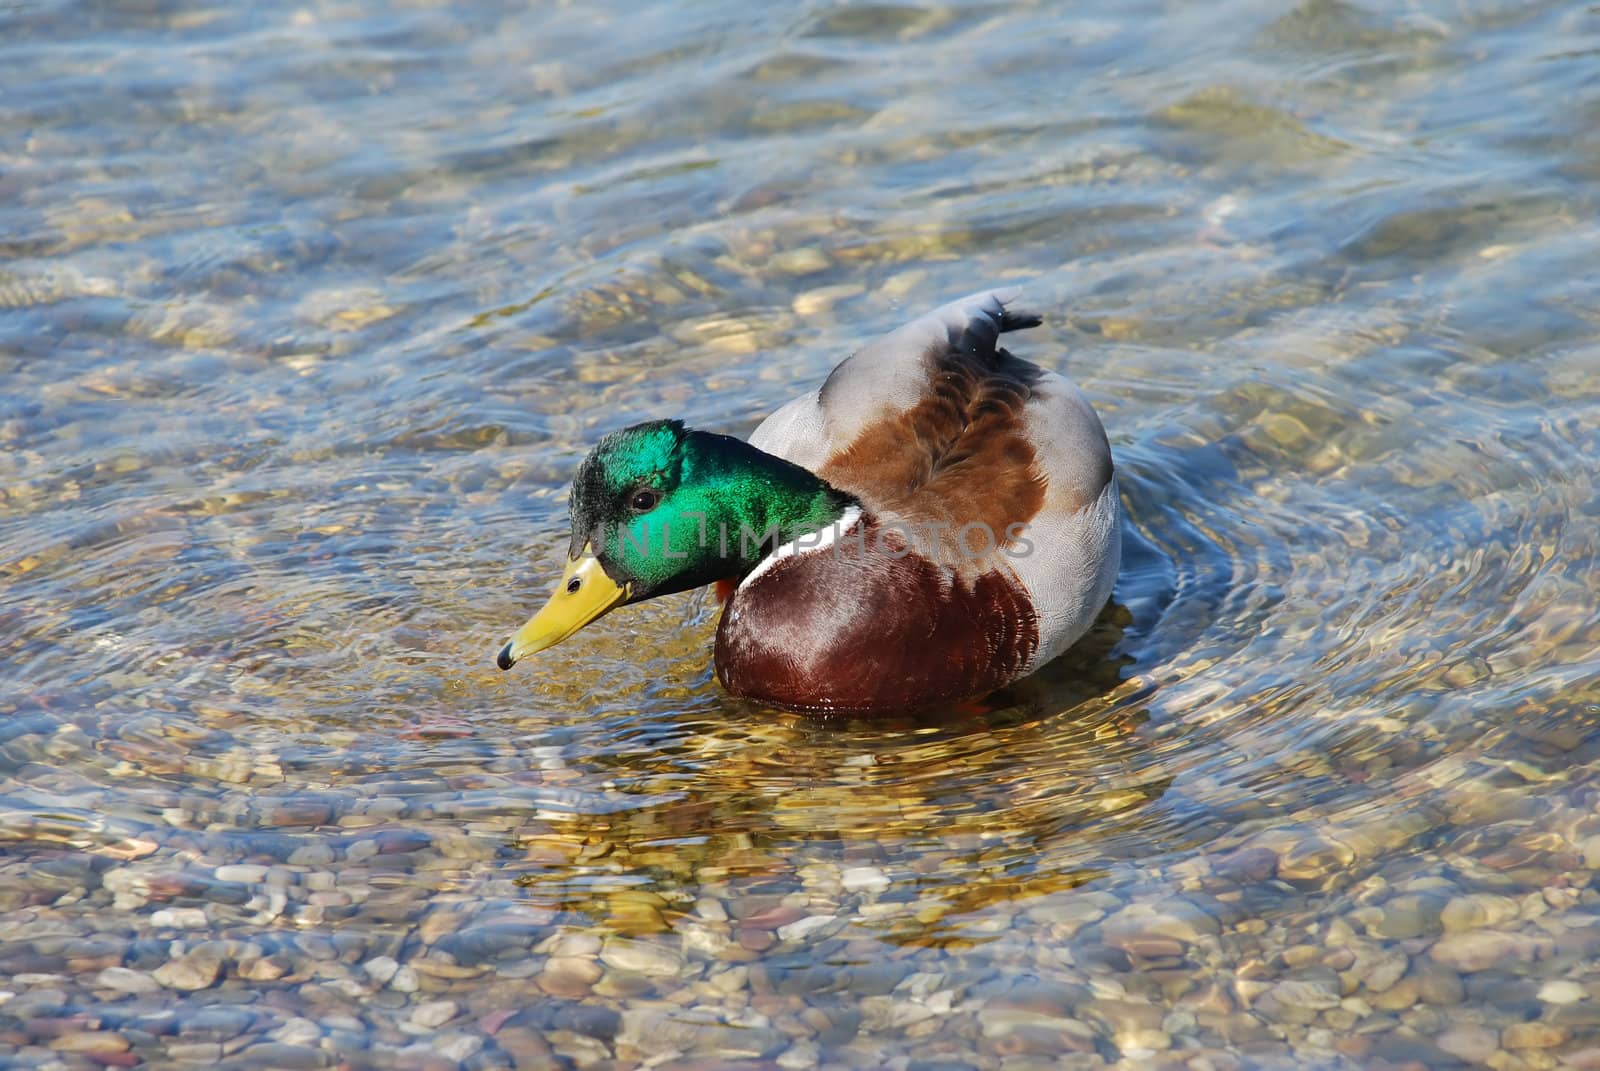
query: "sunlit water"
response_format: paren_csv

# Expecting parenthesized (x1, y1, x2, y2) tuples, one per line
(4, 0, 1600, 1068)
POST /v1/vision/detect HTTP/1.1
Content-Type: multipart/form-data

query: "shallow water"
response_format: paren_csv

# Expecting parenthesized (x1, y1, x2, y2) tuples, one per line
(4, 0, 1600, 1068)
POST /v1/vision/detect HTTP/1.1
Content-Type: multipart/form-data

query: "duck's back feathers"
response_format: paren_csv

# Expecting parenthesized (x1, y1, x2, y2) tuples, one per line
(750, 287, 1114, 559)
(751, 288, 1039, 480)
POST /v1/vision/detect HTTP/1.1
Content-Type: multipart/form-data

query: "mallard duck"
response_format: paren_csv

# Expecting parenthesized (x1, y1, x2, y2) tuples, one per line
(496, 289, 1121, 714)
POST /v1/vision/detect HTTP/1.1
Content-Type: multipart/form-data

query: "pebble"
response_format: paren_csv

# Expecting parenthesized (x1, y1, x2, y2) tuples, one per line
(1363, 950, 1409, 993)
(495, 1027, 555, 1068)
(1369, 976, 1419, 1011)
(841, 867, 890, 894)
(272, 1019, 322, 1046)
(179, 1006, 255, 1040)
(94, 967, 158, 995)
(48, 1031, 130, 1055)
(1081, 997, 1165, 1044)
(1431, 931, 1545, 972)
(410, 999, 460, 1029)
(419, 910, 462, 945)
(990, 981, 1082, 1018)
(234, 1042, 331, 1069)
(1436, 1023, 1498, 1063)
(881, 268, 928, 299)
(362, 955, 399, 985)
(618, 1007, 784, 1058)
(1373, 894, 1444, 939)
(1100, 902, 1218, 957)
(694, 898, 728, 922)
(792, 284, 864, 317)
(708, 966, 748, 996)
(544, 933, 602, 958)
(539, 956, 603, 998)
(213, 864, 267, 884)
(346, 839, 379, 862)
(1542, 979, 1587, 1004)
(600, 938, 685, 978)
(778, 1039, 821, 1068)
(166, 1042, 223, 1062)
(770, 248, 831, 276)
(1440, 894, 1520, 933)
(153, 947, 223, 991)
(1416, 961, 1465, 1005)
(433, 1033, 482, 1061)
(1123, 1028, 1173, 1053)
(240, 956, 287, 982)
(863, 996, 937, 1031)
(1276, 836, 1355, 885)
(287, 844, 336, 866)
(1269, 979, 1340, 1011)
(1503, 1022, 1569, 1048)
(738, 927, 776, 952)
(977, 1007, 1094, 1047)
(777, 915, 837, 942)
(1214, 847, 1278, 883)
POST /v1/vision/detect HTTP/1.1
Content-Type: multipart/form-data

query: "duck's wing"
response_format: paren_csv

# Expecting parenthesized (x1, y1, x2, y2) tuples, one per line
(751, 288, 1038, 474)
(750, 287, 1111, 546)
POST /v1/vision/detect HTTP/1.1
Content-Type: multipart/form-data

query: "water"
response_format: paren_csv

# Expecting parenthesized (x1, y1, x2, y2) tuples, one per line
(4, 0, 1600, 1067)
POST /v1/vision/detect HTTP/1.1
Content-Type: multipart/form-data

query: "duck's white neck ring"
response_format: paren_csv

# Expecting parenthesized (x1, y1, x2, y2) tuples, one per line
(737, 505, 865, 592)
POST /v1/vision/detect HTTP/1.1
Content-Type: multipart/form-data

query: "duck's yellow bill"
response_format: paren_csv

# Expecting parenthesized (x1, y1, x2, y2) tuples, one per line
(497, 554, 629, 669)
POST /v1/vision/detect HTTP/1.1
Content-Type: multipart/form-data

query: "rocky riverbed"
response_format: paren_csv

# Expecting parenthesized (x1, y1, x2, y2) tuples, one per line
(6, 0, 1600, 1067)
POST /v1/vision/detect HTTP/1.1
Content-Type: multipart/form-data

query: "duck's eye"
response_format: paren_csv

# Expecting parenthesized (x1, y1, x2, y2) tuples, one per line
(566, 576, 582, 594)
(630, 488, 660, 512)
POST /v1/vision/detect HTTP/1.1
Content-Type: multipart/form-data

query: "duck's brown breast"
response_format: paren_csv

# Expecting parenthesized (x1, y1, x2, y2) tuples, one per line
(714, 518, 1038, 713)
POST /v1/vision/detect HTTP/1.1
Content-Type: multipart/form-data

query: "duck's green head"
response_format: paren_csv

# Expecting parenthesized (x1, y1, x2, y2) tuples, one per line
(496, 419, 851, 669)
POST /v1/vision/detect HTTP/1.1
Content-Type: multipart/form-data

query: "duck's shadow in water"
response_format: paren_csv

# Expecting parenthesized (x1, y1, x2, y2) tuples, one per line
(510, 536, 1182, 943)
